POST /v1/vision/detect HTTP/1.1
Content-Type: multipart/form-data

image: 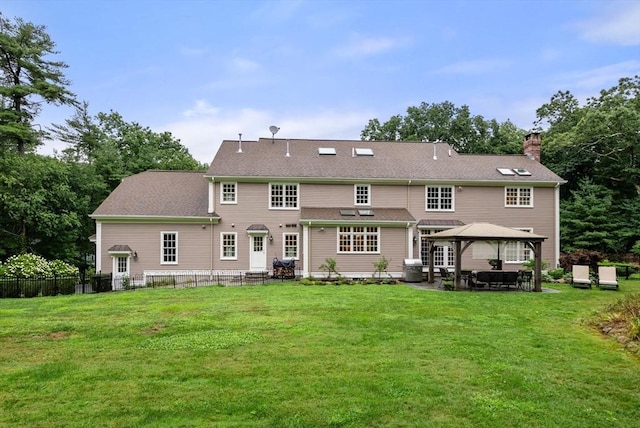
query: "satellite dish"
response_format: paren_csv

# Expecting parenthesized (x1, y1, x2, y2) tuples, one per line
(269, 125, 280, 143)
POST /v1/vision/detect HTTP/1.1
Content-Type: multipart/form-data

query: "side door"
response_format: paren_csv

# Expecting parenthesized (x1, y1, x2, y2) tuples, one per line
(249, 235, 267, 271)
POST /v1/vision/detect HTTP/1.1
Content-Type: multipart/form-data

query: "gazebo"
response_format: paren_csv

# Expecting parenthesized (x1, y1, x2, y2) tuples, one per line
(426, 223, 547, 292)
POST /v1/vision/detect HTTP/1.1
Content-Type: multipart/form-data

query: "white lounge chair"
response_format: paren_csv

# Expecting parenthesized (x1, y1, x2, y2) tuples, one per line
(597, 266, 619, 290)
(571, 265, 592, 289)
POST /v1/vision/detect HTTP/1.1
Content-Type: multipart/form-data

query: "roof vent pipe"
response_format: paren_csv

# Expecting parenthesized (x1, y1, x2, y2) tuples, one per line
(285, 139, 290, 157)
(237, 133, 243, 153)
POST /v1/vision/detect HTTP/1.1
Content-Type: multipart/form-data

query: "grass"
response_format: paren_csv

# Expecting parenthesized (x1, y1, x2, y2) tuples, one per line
(1, 280, 639, 427)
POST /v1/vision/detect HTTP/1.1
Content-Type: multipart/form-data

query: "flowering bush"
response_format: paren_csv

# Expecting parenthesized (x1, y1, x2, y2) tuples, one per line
(48, 259, 79, 277)
(0, 254, 79, 278)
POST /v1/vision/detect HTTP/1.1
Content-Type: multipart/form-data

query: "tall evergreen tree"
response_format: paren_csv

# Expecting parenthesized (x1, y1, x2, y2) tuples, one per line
(0, 14, 76, 154)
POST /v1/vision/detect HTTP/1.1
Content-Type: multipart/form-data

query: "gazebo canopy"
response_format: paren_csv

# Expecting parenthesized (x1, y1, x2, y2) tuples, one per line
(426, 223, 547, 292)
(429, 222, 547, 242)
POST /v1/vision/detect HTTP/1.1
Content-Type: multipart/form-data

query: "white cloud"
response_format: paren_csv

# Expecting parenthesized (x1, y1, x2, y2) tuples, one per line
(433, 59, 512, 75)
(333, 34, 405, 58)
(556, 61, 640, 91)
(161, 101, 374, 164)
(573, 1, 640, 46)
(229, 57, 261, 73)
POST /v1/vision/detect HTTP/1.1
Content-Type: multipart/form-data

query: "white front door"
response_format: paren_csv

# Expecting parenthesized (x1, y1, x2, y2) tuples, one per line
(249, 235, 267, 271)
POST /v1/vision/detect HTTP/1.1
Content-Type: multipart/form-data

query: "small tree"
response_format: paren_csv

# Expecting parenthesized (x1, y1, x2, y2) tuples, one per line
(319, 257, 340, 280)
(373, 256, 390, 280)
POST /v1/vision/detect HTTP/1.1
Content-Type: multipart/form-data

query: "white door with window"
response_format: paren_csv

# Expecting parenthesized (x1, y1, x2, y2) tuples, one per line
(249, 235, 267, 271)
(112, 255, 130, 288)
(420, 229, 455, 268)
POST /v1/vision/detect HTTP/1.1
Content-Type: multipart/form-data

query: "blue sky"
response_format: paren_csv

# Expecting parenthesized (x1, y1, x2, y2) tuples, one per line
(4, 0, 640, 163)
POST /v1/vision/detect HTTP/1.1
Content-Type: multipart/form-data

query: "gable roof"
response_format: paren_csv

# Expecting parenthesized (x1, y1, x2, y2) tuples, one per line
(206, 138, 565, 185)
(92, 170, 216, 219)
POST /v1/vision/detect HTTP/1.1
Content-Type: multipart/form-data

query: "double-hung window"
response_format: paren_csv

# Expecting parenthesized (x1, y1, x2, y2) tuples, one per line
(283, 233, 299, 259)
(221, 182, 237, 204)
(504, 228, 533, 263)
(426, 186, 454, 211)
(161, 232, 178, 264)
(354, 184, 371, 206)
(505, 187, 533, 207)
(270, 183, 299, 209)
(338, 226, 379, 253)
(221, 232, 237, 260)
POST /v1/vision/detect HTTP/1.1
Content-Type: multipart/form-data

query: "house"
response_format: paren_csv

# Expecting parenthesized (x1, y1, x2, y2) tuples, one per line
(91, 133, 565, 282)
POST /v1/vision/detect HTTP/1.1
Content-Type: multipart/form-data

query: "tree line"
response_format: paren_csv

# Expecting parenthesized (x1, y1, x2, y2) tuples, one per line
(1, 14, 638, 267)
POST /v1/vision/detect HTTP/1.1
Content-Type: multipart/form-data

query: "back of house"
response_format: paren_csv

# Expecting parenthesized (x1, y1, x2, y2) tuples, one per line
(91, 133, 565, 283)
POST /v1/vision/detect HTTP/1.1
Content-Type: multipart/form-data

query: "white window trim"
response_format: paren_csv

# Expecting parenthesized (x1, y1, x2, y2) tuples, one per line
(282, 232, 300, 260)
(269, 183, 300, 210)
(337, 226, 380, 254)
(504, 187, 534, 208)
(504, 228, 534, 263)
(160, 231, 178, 265)
(354, 184, 371, 206)
(425, 186, 455, 212)
(220, 232, 238, 260)
(220, 182, 237, 204)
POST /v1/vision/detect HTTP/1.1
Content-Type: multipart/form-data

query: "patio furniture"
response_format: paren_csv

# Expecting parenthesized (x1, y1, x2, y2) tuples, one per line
(517, 270, 533, 290)
(438, 267, 454, 290)
(473, 270, 519, 289)
(597, 266, 619, 290)
(571, 265, 592, 289)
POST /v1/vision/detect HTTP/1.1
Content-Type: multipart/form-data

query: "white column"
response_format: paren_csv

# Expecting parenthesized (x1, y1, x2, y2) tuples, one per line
(302, 223, 310, 277)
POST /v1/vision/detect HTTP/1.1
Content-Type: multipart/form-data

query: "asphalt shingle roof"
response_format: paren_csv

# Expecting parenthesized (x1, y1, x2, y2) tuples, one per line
(92, 170, 214, 217)
(300, 207, 416, 223)
(206, 138, 565, 184)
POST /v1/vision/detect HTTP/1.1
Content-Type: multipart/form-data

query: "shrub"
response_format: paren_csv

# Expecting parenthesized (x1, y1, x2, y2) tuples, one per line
(373, 256, 390, 279)
(319, 258, 340, 279)
(49, 259, 79, 277)
(559, 250, 603, 272)
(547, 268, 565, 280)
(1, 254, 52, 278)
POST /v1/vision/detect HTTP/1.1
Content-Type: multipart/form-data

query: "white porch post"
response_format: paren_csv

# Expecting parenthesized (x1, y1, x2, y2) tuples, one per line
(302, 222, 310, 278)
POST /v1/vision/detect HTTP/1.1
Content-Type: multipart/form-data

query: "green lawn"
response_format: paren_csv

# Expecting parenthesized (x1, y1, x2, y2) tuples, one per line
(1, 281, 639, 427)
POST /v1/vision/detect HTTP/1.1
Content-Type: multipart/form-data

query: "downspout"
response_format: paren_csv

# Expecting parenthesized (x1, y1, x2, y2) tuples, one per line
(554, 183, 561, 268)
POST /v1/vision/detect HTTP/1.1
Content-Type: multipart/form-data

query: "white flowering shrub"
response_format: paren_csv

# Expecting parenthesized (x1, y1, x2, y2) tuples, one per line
(2, 254, 53, 278)
(0, 254, 79, 278)
(48, 260, 80, 277)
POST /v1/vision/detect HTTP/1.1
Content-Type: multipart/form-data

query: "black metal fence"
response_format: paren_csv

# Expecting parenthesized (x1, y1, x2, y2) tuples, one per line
(1, 269, 301, 299)
(0, 275, 79, 298)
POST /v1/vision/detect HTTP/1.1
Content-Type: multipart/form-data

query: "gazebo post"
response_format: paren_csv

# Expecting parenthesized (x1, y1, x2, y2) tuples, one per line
(454, 240, 462, 290)
(534, 241, 543, 292)
(428, 242, 435, 283)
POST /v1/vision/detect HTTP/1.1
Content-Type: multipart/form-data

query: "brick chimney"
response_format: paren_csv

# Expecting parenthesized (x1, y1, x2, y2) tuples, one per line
(523, 132, 541, 162)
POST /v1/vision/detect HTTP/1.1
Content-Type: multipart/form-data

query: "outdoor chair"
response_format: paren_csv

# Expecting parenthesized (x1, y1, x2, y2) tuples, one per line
(597, 266, 619, 290)
(438, 267, 454, 291)
(571, 265, 592, 289)
(518, 270, 533, 290)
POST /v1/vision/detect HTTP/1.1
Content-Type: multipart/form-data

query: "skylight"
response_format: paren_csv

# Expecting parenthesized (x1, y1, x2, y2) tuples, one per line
(354, 148, 374, 156)
(497, 168, 515, 175)
(358, 209, 374, 216)
(339, 208, 356, 216)
(513, 168, 531, 176)
(319, 147, 336, 155)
